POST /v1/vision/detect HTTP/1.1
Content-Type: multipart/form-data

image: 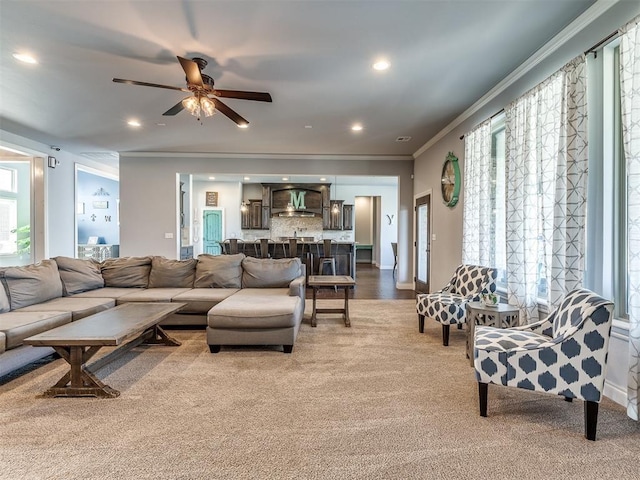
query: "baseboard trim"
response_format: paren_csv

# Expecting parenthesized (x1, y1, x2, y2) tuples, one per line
(604, 380, 627, 408)
(396, 282, 415, 290)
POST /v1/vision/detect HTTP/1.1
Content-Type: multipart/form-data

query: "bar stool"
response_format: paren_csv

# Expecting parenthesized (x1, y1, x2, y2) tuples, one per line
(315, 239, 337, 291)
(259, 238, 271, 258)
(315, 239, 337, 275)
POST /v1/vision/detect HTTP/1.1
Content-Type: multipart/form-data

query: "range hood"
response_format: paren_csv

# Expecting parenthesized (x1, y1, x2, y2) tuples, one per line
(277, 210, 320, 218)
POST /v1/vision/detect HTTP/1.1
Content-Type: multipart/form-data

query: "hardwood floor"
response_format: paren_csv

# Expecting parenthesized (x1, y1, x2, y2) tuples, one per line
(306, 263, 416, 299)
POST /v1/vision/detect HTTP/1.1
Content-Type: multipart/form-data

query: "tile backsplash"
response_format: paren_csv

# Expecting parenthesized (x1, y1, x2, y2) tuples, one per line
(240, 216, 354, 242)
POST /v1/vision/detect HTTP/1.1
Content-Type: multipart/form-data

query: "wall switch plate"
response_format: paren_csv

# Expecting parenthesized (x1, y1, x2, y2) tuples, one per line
(165, 233, 174, 239)
(432, 234, 436, 241)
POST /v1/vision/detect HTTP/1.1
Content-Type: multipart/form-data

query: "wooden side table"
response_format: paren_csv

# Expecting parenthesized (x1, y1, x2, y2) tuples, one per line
(466, 301, 519, 366)
(308, 275, 355, 327)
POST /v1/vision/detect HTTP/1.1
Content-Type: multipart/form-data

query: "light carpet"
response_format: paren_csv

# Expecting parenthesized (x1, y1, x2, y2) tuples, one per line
(0, 300, 639, 480)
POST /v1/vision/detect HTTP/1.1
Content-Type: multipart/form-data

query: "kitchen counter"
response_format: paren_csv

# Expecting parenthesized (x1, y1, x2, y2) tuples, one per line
(221, 239, 356, 278)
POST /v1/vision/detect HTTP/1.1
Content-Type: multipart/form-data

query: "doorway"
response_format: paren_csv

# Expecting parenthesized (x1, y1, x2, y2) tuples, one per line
(415, 193, 431, 293)
(203, 209, 223, 255)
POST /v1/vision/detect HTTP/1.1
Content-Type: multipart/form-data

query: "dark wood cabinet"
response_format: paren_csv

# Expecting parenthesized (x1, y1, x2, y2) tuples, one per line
(242, 199, 263, 229)
(342, 204, 353, 230)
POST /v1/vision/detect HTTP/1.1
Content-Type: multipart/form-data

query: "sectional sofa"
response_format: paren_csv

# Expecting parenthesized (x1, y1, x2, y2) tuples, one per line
(0, 254, 306, 377)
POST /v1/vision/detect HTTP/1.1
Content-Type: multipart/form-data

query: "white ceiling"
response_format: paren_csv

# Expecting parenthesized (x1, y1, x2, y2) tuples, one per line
(0, 1, 596, 167)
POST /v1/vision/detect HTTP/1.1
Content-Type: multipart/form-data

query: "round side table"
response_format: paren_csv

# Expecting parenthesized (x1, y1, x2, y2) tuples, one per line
(466, 301, 519, 366)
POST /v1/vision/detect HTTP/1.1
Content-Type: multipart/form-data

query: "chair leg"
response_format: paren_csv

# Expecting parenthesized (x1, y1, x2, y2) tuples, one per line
(584, 401, 599, 441)
(479, 382, 488, 417)
(418, 314, 425, 333)
(442, 324, 450, 346)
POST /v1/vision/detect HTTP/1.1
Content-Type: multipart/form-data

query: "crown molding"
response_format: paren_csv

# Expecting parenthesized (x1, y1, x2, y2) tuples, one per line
(120, 151, 413, 162)
(413, 0, 620, 159)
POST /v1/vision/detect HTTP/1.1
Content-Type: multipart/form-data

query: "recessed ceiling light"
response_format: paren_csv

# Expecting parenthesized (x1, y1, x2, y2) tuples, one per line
(209, 176, 216, 180)
(304, 125, 312, 129)
(320, 177, 327, 181)
(127, 120, 141, 127)
(351, 124, 363, 132)
(244, 176, 250, 181)
(156, 123, 166, 127)
(282, 177, 289, 181)
(13, 53, 37, 64)
(238, 123, 249, 129)
(373, 60, 390, 71)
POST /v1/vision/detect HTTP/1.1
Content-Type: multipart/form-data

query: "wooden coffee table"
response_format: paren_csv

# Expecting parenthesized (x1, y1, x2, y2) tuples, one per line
(308, 275, 356, 327)
(24, 302, 184, 398)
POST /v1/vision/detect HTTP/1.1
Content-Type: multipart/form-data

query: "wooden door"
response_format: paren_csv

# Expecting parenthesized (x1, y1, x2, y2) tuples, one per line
(203, 210, 222, 255)
(415, 194, 431, 293)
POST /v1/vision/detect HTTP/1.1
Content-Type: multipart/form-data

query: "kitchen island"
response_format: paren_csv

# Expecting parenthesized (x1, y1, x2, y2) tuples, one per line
(221, 239, 356, 279)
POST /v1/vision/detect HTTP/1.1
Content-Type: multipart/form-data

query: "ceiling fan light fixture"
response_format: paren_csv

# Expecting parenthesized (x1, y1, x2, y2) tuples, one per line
(200, 96, 216, 117)
(182, 96, 201, 117)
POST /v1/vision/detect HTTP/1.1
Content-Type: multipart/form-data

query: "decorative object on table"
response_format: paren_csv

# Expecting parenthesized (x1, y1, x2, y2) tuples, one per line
(474, 288, 614, 441)
(416, 264, 497, 346)
(440, 151, 461, 208)
(480, 292, 499, 307)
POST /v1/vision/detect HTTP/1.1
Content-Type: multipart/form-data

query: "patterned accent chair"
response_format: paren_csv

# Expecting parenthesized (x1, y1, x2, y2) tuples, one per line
(474, 288, 614, 441)
(416, 265, 497, 346)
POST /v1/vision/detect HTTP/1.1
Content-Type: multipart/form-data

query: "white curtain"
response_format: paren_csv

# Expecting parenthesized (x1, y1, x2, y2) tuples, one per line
(505, 56, 588, 324)
(620, 15, 640, 422)
(462, 119, 492, 266)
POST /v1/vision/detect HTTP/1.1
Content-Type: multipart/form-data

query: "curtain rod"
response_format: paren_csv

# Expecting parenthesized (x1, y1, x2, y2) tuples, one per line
(459, 109, 505, 140)
(584, 30, 619, 57)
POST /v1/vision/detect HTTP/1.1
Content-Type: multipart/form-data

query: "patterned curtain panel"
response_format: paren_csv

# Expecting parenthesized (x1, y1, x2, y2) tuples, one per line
(620, 15, 640, 422)
(504, 56, 588, 324)
(462, 119, 492, 265)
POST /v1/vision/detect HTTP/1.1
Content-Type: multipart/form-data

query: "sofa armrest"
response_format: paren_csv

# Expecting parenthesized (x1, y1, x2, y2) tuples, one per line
(288, 275, 306, 299)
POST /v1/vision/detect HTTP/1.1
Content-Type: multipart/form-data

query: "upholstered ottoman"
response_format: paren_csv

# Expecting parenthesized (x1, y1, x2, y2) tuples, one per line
(206, 289, 303, 354)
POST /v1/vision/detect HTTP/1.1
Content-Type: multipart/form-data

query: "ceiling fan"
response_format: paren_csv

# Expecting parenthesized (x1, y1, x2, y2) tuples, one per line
(112, 56, 272, 126)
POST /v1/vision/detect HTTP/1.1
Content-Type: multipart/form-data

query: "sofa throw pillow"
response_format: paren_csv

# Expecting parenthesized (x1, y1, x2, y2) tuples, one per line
(149, 256, 197, 288)
(241, 257, 302, 288)
(53, 256, 104, 295)
(0, 259, 63, 310)
(194, 253, 244, 288)
(101, 256, 152, 288)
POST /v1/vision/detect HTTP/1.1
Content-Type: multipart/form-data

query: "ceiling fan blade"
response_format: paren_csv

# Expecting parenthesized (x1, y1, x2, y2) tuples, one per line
(177, 56, 203, 87)
(112, 78, 190, 92)
(163, 100, 185, 116)
(213, 98, 249, 126)
(214, 90, 272, 102)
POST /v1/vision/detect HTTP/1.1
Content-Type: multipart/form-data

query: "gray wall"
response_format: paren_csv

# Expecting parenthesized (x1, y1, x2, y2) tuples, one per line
(413, 1, 640, 293)
(0, 129, 118, 260)
(119, 154, 413, 284)
(412, 2, 640, 406)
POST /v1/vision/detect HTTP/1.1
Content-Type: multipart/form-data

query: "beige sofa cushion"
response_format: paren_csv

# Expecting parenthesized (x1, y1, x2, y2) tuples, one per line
(17, 297, 115, 321)
(116, 288, 192, 305)
(0, 331, 6, 354)
(0, 311, 72, 349)
(0, 260, 63, 310)
(101, 256, 152, 288)
(194, 253, 244, 288)
(54, 256, 104, 295)
(241, 257, 302, 288)
(208, 293, 301, 329)
(171, 288, 239, 314)
(72, 287, 145, 299)
(148, 256, 197, 288)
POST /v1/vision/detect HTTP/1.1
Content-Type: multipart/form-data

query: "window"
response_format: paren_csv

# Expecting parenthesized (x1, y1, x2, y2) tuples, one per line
(584, 40, 627, 320)
(491, 117, 507, 286)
